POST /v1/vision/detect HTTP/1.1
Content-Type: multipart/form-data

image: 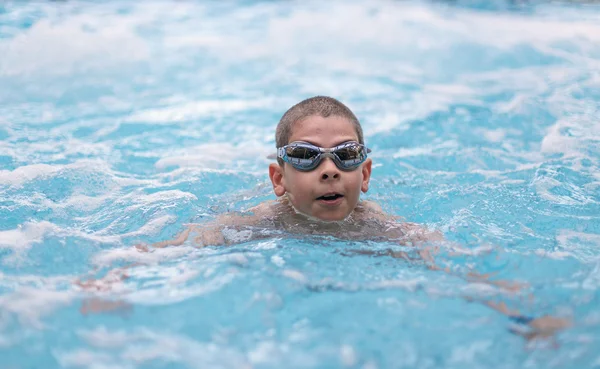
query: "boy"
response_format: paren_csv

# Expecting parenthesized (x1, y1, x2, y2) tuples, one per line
(86, 96, 570, 342)
(152, 96, 441, 248)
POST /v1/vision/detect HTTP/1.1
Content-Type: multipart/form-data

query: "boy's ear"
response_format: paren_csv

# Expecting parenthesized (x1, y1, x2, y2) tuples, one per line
(269, 163, 286, 197)
(361, 158, 372, 193)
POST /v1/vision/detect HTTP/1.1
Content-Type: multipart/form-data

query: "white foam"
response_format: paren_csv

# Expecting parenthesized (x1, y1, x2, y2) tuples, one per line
(3, 2, 598, 144)
(541, 121, 581, 157)
(0, 221, 59, 251)
(541, 117, 600, 160)
(557, 229, 600, 245)
(462, 11, 600, 48)
(554, 229, 600, 263)
(449, 341, 493, 364)
(458, 282, 500, 297)
(68, 326, 250, 369)
(281, 269, 308, 284)
(365, 112, 410, 136)
(61, 139, 113, 158)
(286, 4, 594, 54)
(77, 326, 135, 349)
(442, 244, 494, 257)
(270, 255, 285, 267)
(368, 278, 424, 292)
(155, 141, 272, 170)
(494, 93, 532, 114)
(125, 99, 273, 124)
(54, 349, 125, 369)
(0, 164, 61, 187)
(0, 217, 186, 260)
(0, 273, 74, 298)
(91, 245, 193, 268)
(127, 272, 237, 305)
(0, 160, 115, 187)
(247, 341, 286, 366)
(0, 9, 149, 76)
(0, 287, 74, 328)
(25, 193, 112, 215)
(534, 249, 573, 260)
(111, 176, 156, 187)
(120, 190, 197, 214)
(393, 140, 459, 158)
(121, 215, 177, 238)
(477, 128, 507, 143)
(533, 174, 596, 206)
(61, 194, 110, 212)
(158, 2, 600, 74)
(236, 239, 274, 251)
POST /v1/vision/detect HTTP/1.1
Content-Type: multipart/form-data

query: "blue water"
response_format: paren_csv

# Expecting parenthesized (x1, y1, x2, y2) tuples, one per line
(1, 1, 600, 368)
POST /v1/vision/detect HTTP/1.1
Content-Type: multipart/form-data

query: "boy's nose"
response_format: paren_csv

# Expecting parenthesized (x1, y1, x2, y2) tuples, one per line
(319, 158, 340, 181)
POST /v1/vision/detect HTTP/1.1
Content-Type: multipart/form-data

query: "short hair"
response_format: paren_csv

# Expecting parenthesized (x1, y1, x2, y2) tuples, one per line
(275, 96, 364, 165)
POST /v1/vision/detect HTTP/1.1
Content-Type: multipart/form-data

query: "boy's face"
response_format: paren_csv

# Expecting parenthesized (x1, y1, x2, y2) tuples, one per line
(269, 115, 372, 221)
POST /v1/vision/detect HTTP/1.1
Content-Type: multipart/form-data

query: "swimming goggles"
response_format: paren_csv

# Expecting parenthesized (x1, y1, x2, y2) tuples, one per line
(277, 141, 371, 172)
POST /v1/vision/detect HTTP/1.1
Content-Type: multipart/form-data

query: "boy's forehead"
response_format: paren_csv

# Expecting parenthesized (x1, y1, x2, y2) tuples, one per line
(289, 115, 359, 142)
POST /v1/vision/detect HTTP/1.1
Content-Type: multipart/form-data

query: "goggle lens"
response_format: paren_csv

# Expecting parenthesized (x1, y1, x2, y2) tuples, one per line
(278, 142, 370, 171)
(285, 146, 320, 161)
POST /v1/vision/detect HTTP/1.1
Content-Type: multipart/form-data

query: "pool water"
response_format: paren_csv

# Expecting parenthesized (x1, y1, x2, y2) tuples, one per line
(1, 1, 600, 368)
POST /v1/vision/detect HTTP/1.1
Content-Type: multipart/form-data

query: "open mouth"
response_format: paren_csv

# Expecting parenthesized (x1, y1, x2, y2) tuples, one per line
(316, 193, 344, 201)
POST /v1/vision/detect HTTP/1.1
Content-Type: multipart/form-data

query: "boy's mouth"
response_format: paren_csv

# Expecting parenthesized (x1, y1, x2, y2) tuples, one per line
(316, 193, 344, 201)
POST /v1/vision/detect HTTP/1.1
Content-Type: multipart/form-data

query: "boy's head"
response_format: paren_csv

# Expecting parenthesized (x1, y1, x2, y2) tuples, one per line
(275, 96, 365, 163)
(269, 96, 372, 221)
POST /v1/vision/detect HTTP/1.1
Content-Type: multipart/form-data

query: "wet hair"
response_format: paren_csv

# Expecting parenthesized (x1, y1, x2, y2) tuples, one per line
(275, 96, 364, 165)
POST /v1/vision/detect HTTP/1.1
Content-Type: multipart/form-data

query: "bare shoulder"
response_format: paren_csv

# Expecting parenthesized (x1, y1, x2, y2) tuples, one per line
(361, 200, 383, 212)
(246, 200, 279, 218)
(399, 222, 444, 243)
(354, 200, 396, 222)
(354, 201, 443, 243)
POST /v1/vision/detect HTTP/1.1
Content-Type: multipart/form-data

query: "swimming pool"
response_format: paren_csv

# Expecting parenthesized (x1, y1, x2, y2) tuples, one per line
(1, 0, 599, 367)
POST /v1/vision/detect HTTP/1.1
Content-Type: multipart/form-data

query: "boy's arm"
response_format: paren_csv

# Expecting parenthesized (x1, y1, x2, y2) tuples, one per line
(150, 227, 193, 248)
(408, 232, 571, 340)
(135, 224, 218, 250)
(473, 299, 572, 344)
(77, 210, 264, 297)
(383, 239, 572, 340)
(146, 206, 268, 249)
(359, 209, 572, 340)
